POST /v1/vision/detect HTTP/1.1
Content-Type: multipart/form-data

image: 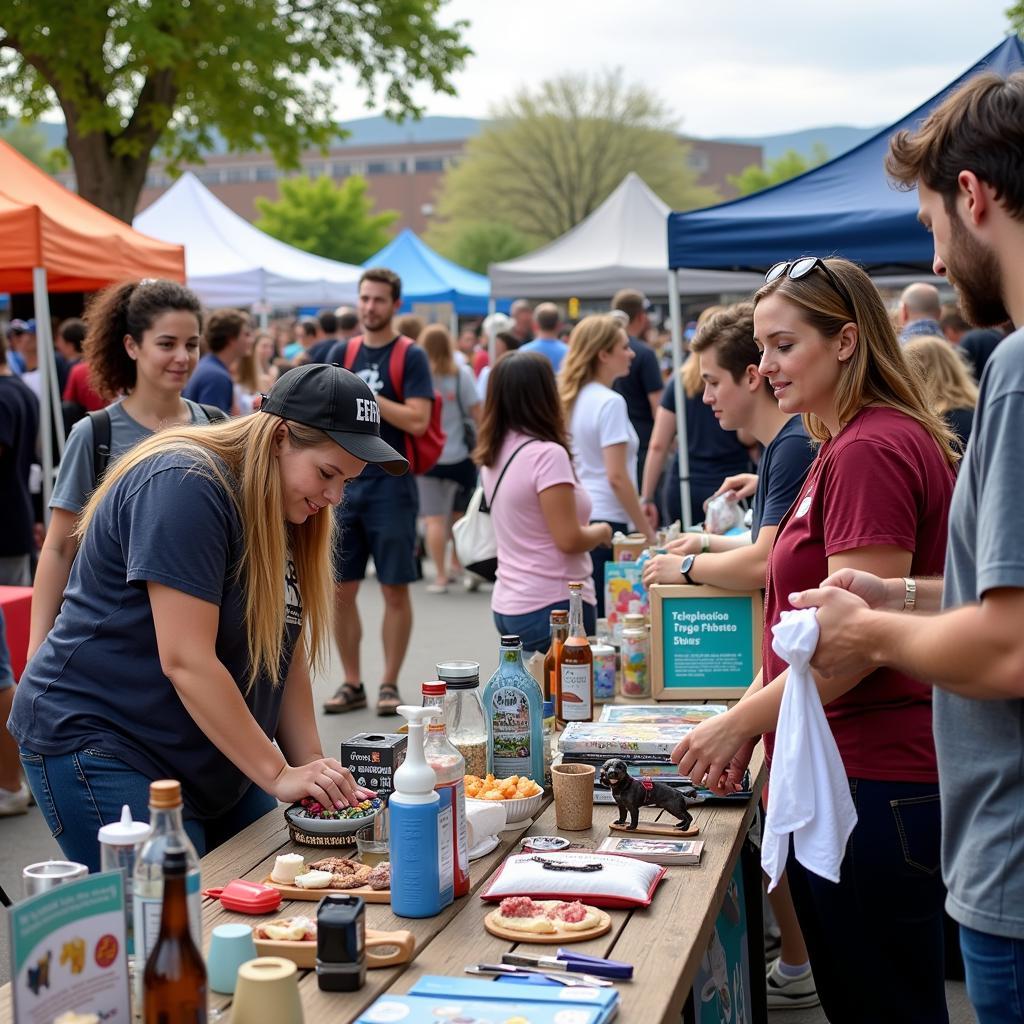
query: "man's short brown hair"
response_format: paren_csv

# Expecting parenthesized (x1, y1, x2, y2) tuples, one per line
(886, 70, 1024, 220)
(534, 302, 559, 332)
(360, 267, 402, 302)
(689, 302, 771, 394)
(612, 289, 647, 324)
(205, 309, 249, 353)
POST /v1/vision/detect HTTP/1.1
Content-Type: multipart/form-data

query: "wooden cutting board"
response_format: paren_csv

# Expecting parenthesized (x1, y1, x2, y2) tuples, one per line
(261, 876, 390, 904)
(483, 905, 612, 944)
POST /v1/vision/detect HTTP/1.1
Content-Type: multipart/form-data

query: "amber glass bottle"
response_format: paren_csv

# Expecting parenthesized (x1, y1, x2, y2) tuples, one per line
(143, 844, 208, 1024)
(543, 609, 569, 702)
(555, 582, 593, 724)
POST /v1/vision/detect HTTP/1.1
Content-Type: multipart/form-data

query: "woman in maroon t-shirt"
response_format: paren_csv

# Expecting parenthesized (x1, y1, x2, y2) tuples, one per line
(674, 258, 958, 1024)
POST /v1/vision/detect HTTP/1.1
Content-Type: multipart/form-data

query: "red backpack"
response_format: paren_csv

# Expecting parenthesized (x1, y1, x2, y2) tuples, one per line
(342, 335, 446, 474)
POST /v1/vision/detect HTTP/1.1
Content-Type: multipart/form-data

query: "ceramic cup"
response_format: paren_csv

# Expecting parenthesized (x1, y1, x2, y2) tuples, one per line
(206, 923, 257, 995)
(231, 957, 303, 1024)
(551, 762, 596, 831)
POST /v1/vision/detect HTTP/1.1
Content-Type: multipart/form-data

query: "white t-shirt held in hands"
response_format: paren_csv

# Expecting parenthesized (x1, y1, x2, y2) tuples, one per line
(569, 381, 639, 526)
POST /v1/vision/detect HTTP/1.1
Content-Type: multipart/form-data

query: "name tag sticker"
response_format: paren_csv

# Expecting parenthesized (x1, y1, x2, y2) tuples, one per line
(796, 493, 813, 517)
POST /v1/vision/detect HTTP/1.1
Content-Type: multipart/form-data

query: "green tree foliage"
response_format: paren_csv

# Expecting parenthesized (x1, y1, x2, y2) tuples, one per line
(254, 175, 398, 265)
(1009, 4, 1024, 32)
(430, 220, 532, 274)
(728, 143, 830, 196)
(1, 120, 66, 173)
(0, 1, 470, 222)
(430, 70, 719, 247)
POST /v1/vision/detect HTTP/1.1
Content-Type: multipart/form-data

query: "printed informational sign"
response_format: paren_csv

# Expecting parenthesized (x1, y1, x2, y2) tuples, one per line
(9, 870, 131, 1024)
(650, 585, 763, 699)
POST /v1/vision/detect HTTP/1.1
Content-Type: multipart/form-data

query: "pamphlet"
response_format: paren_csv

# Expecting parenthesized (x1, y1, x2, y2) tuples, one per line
(599, 704, 728, 724)
(598, 836, 705, 865)
(8, 870, 130, 1024)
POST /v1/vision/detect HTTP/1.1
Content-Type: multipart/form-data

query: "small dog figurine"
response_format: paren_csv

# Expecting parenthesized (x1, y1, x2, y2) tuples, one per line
(599, 757, 696, 832)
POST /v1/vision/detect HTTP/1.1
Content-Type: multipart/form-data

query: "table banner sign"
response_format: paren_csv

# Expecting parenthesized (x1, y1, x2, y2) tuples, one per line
(650, 585, 763, 699)
(8, 870, 131, 1024)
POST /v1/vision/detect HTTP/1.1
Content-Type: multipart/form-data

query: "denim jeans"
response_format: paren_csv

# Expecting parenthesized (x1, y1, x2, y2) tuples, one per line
(785, 777, 947, 1024)
(960, 925, 1024, 1023)
(20, 746, 277, 871)
(493, 599, 597, 656)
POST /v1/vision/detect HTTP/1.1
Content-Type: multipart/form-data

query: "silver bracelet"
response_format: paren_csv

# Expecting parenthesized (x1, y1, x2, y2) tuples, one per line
(903, 577, 917, 612)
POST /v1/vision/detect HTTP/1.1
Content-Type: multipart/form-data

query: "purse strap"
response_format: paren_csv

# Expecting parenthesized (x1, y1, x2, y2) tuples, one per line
(481, 439, 538, 513)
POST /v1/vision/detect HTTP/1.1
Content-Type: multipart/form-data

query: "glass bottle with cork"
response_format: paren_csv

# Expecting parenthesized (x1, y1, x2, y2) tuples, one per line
(483, 635, 544, 783)
(143, 843, 208, 1023)
(437, 661, 487, 779)
(555, 581, 594, 724)
(422, 681, 470, 899)
(542, 610, 569, 702)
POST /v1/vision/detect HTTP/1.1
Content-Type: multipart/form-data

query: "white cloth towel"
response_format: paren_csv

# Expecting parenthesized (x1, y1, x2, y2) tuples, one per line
(465, 800, 506, 848)
(762, 608, 857, 892)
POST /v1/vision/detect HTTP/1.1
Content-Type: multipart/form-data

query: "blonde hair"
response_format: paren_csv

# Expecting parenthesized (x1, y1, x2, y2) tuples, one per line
(754, 258, 959, 469)
(234, 348, 261, 393)
(558, 314, 626, 414)
(682, 305, 724, 398)
(902, 335, 979, 414)
(76, 415, 336, 693)
(419, 324, 457, 378)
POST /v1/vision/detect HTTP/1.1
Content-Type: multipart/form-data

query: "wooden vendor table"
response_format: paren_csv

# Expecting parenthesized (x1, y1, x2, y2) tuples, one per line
(0, 744, 766, 1024)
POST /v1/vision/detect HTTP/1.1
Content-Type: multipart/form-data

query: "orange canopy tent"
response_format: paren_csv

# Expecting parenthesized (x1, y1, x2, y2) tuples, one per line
(0, 138, 186, 509)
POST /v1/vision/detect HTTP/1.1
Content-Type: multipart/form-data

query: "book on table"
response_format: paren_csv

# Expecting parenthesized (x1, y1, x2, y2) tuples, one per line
(598, 836, 705, 865)
(598, 704, 728, 724)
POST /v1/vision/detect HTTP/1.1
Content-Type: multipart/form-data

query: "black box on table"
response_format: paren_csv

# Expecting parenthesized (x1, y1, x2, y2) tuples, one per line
(341, 732, 407, 797)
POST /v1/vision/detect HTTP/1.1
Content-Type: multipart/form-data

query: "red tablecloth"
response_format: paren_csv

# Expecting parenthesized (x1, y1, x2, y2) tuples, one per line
(0, 586, 31, 680)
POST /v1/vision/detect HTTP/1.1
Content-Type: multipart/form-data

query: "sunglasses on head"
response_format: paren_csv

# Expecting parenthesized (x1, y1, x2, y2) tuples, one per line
(765, 257, 854, 315)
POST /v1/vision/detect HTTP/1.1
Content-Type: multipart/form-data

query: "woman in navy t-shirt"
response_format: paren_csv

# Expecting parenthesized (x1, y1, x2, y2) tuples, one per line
(9, 364, 408, 867)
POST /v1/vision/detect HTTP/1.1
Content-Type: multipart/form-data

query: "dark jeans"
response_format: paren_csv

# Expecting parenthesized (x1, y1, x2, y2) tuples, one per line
(589, 519, 628, 618)
(785, 777, 947, 1024)
(20, 746, 277, 871)
(493, 599, 597, 656)
(960, 926, 1024, 1024)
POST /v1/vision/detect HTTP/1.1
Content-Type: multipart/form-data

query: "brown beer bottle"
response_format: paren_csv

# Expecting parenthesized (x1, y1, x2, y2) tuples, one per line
(543, 609, 569, 702)
(555, 582, 593, 724)
(143, 844, 208, 1024)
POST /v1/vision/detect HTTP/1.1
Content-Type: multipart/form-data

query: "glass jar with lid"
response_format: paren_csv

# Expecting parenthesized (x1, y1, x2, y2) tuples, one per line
(436, 660, 487, 778)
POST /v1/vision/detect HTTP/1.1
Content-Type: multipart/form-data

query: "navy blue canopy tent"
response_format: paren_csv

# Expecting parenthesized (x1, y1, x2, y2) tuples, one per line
(363, 228, 509, 317)
(667, 36, 1024, 274)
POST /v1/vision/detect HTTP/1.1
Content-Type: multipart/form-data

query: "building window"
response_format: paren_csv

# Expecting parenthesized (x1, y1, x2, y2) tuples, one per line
(197, 168, 222, 185)
(225, 166, 251, 183)
(255, 165, 277, 182)
(687, 150, 710, 174)
(331, 161, 352, 178)
(305, 162, 325, 177)
(366, 160, 400, 175)
(414, 158, 445, 173)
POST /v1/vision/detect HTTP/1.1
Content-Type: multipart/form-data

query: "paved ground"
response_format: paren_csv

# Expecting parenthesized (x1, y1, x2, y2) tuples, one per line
(0, 571, 977, 1020)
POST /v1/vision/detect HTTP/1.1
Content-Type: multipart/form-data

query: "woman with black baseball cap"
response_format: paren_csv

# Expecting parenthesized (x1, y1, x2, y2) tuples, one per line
(9, 364, 408, 867)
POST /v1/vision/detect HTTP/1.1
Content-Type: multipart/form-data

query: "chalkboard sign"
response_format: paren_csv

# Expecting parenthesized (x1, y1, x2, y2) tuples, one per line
(649, 585, 763, 699)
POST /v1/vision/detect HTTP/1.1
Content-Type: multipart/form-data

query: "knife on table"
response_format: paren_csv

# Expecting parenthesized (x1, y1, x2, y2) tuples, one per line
(503, 950, 634, 980)
(467, 963, 614, 987)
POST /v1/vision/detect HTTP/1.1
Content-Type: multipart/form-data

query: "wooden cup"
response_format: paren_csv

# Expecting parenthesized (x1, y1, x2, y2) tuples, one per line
(551, 763, 595, 831)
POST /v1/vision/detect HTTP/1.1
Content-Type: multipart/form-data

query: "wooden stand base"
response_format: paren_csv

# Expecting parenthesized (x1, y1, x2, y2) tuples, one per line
(608, 822, 700, 838)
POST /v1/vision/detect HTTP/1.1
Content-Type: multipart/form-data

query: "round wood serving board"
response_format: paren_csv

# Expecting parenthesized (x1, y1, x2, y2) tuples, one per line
(261, 875, 390, 904)
(483, 905, 611, 944)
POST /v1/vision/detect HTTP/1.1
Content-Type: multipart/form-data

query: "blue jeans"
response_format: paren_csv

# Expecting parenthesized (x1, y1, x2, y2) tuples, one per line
(961, 925, 1024, 1023)
(493, 599, 597, 656)
(20, 747, 277, 871)
(785, 777, 947, 1024)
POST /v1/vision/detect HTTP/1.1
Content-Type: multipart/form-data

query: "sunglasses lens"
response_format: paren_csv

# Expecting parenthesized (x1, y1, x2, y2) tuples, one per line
(765, 262, 789, 284)
(790, 257, 818, 279)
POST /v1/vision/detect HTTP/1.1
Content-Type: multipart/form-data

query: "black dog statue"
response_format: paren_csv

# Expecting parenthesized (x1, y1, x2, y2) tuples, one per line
(599, 757, 696, 832)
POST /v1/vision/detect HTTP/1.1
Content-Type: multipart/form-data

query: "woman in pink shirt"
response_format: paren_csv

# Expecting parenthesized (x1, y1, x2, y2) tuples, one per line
(477, 353, 612, 653)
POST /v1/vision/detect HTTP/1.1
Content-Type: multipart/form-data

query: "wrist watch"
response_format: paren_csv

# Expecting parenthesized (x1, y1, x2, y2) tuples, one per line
(680, 554, 698, 585)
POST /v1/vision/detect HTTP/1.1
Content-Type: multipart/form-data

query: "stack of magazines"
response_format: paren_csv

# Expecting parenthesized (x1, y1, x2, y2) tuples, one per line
(557, 705, 752, 804)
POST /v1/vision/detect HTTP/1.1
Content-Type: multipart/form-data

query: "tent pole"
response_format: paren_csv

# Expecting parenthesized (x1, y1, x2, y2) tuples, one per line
(667, 268, 692, 530)
(33, 266, 63, 522)
(486, 296, 497, 365)
(449, 305, 458, 340)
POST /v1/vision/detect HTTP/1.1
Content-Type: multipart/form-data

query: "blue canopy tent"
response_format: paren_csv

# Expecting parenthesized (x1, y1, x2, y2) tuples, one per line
(363, 228, 509, 319)
(662, 36, 1024, 525)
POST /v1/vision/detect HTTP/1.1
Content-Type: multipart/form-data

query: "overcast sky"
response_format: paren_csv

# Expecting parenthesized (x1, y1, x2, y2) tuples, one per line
(335, 0, 1015, 137)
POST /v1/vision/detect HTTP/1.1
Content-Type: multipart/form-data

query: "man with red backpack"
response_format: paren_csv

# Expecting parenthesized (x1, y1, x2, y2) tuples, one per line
(324, 267, 439, 716)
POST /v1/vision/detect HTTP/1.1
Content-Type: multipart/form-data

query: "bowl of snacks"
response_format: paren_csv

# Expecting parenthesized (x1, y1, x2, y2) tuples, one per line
(465, 774, 545, 825)
(285, 796, 383, 836)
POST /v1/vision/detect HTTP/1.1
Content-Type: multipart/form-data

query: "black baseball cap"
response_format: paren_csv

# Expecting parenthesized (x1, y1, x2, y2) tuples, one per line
(260, 363, 409, 476)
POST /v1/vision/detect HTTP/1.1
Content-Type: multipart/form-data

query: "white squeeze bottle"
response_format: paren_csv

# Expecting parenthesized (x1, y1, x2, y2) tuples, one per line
(132, 780, 201, 1009)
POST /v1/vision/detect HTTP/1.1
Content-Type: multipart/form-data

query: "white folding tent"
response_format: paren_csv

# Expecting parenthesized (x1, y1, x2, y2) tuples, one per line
(488, 173, 763, 300)
(134, 173, 361, 308)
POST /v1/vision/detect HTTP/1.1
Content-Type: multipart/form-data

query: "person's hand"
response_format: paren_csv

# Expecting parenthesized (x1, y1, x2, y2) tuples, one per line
(706, 473, 758, 508)
(817, 568, 901, 611)
(788, 585, 876, 680)
(665, 533, 701, 556)
(671, 712, 752, 794)
(598, 522, 614, 547)
(642, 553, 683, 588)
(641, 499, 659, 530)
(271, 757, 373, 810)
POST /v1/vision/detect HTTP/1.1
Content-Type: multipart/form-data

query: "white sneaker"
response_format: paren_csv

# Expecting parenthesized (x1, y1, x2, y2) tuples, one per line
(463, 574, 482, 592)
(766, 957, 819, 1010)
(0, 782, 30, 817)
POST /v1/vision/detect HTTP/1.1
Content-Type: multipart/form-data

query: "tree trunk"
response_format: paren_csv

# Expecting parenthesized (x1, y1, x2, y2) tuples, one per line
(65, 128, 151, 224)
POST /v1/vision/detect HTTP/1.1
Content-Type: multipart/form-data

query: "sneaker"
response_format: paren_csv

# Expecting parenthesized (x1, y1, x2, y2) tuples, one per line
(0, 782, 30, 817)
(426, 582, 449, 594)
(766, 958, 819, 1010)
(462, 574, 482, 592)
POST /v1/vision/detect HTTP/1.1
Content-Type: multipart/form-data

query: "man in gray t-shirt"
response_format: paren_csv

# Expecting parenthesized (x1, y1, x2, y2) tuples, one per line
(786, 70, 1024, 1023)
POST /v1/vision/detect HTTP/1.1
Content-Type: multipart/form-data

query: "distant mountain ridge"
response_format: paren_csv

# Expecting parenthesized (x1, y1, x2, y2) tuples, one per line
(711, 124, 883, 163)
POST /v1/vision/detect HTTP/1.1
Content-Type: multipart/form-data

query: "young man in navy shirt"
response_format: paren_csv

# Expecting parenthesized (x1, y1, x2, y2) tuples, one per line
(323, 268, 434, 716)
(183, 309, 252, 413)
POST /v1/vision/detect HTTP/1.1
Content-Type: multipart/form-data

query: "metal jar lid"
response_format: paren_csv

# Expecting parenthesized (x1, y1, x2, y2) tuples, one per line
(436, 660, 480, 690)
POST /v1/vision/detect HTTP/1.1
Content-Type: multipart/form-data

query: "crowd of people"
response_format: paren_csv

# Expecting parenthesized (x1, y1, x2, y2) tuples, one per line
(0, 65, 1022, 1024)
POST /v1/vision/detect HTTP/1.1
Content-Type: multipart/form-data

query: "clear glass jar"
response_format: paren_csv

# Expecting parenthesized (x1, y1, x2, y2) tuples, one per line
(621, 613, 651, 697)
(437, 660, 488, 778)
